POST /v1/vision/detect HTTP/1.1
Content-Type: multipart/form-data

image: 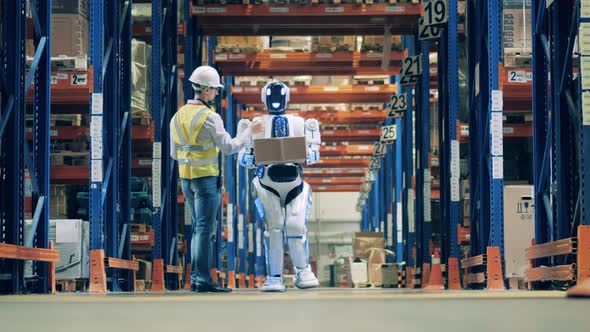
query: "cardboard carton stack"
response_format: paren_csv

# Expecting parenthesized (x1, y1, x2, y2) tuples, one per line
(52, 0, 89, 57)
(361, 35, 403, 53)
(503, 0, 532, 64)
(311, 36, 356, 53)
(351, 232, 399, 287)
(217, 36, 268, 53)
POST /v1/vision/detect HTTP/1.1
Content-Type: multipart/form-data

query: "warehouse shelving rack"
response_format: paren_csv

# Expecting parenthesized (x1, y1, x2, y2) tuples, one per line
(527, 0, 590, 293)
(186, 0, 424, 288)
(0, 0, 55, 294)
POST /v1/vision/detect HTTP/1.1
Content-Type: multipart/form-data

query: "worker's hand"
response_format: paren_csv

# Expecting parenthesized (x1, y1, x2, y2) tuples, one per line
(251, 119, 265, 134)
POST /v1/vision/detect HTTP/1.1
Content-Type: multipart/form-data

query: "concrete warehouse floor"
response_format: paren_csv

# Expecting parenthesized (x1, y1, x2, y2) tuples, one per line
(0, 289, 587, 332)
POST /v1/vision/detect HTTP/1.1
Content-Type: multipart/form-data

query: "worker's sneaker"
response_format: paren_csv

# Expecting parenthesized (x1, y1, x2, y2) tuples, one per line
(294, 265, 319, 289)
(261, 276, 287, 292)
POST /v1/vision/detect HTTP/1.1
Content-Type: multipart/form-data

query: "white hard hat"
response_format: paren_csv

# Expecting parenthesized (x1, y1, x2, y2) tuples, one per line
(189, 65, 224, 89)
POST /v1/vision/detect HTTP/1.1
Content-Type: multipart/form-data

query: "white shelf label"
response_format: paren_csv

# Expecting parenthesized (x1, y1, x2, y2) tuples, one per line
(91, 93, 103, 115)
(492, 156, 504, 179)
(583, 92, 590, 126)
(364, 86, 380, 91)
(580, 24, 590, 54)
(152, 158, 161, 208)
(270, 7, 289, 13)
(367, 53, 383, 58)
(227, 204, 234, 242)
(582, 0, 590, 17)
(184, 204, 192, 226)
(238, 214, 244, 250)
(71, 73, 87, 86)
(233, 87, 243, 92)
(315, 53, 334, 59)
(451, 177, 460, 202)
(491, 90, 503, 111)
(57, 73, 68, 80)
(229, 54, 246, 59)
(424, 170, 432, 222)
(152, 142, 162, 159)
(207, 7, 227, 13)
(245, 87, 259, 92)
(386, 6, 404, 12)
(507, 70, 532, 83)
(475, 63, 480, 96)
(325, 7, 344, 13)
(256, 228, 262, 257)
(91, 160, 103, 182)
(396, 202, 403, 243)
(582, 57, 590, 90)
(215, 54, 228, 61)
(408, 189, 415, 232)
(451, 140, 460, 178)
(387, 213, 394, 247)
(270, 53, 287, 59)
(323, 86, 339, 92)
(491, 112, 504, 156)
(248, 226, 254, 254)
(192, 7, 206, 14)
(90, 116, 103, 160)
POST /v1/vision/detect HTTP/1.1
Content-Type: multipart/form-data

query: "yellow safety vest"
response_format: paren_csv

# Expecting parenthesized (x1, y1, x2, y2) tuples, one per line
(170, 102, 219, 179)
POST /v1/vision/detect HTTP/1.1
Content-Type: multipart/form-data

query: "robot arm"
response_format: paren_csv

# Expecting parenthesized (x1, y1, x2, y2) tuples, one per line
(305, 118, 321, 165)
(237, 118, 257, 168)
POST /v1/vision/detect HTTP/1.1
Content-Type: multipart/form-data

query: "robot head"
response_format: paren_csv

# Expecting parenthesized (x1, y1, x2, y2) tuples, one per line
(261, 81, 290, 114)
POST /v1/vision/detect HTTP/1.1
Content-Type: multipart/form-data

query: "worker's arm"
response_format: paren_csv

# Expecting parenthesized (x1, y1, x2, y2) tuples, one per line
(169, 115, 178, 160)
(204, 112, 251, 155)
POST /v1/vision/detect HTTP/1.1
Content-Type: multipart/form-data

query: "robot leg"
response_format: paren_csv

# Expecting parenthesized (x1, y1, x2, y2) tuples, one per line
(252, 178, 285, 278)
(285, 182, 319, 289)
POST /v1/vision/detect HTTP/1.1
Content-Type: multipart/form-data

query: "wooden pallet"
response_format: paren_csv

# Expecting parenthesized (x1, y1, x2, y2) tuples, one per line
(131, 223, 152, 233)
(56, 279, 87, 293)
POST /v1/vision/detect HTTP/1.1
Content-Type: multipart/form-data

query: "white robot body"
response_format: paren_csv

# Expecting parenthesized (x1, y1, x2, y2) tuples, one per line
(238, 81, 320, 290)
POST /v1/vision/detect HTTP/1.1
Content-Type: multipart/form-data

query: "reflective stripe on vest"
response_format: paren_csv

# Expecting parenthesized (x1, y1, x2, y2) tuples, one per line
(172, 104, 219, 179)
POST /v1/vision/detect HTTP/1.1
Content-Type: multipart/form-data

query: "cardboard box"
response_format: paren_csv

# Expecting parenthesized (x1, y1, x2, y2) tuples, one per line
(50, 185, 68, 218)
(253, 136, 307, 165)
(503, 185, 534, 279)
(353, 232, 385, 259)
(460, 179, 470, 199)
(502, 5, 532, 56)
(380, 264, 399, 286)
(52, 14, 89, 57)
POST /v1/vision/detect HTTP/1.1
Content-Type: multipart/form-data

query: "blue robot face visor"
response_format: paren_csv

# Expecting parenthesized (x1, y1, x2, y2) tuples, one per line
(265, 84, 287, 114)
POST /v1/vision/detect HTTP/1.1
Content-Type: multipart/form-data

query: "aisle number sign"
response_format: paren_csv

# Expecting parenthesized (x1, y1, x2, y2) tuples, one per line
(373, 143, 387, 158)
(419, 17, 442, 40)
(380, 125, 397, 144)
(424, 0, 448, 26)
(388, 93, 407, 118)
(419, 0, 447, 40)
(369, 157, 381, 170)
(400, 55, 422, 85)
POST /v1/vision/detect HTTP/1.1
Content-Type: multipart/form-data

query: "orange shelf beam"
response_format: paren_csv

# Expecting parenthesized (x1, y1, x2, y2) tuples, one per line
(321, 144, 374, 156)
(241, 110, 387, 124)
(307, 177, 363, 185)
(311, 185, 362, 192)
(231, 84, 396, 105)
(322, 128, 381, 142)
(191, 3, 421, 36)
(26, 71, 92, 105)
(303, 168, 367, 177)
(214, 51, 407, 76)
(312, 158, 370, 168)
(26, 125, 153, 141)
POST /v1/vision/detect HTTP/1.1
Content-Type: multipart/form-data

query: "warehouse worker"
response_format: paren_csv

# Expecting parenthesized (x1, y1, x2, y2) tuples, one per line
(170, 65, 264, 293)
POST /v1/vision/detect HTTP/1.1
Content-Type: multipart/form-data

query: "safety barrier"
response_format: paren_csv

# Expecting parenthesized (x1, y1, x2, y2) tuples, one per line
(461, 246, 504, 290)
(89, 249, 139, 293)
(0, 241, 59, 293)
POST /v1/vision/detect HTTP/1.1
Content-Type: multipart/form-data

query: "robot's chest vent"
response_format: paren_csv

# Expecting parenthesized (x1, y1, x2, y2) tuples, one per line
(272, 116, 289, 138)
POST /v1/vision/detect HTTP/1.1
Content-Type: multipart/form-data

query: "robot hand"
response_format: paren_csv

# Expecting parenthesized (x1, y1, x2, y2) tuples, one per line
(305, 118, 321, 165)
(237, 119, 257, 168)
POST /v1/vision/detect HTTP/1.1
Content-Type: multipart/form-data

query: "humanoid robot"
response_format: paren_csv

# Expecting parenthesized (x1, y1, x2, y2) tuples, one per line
(238, 81, 321, 292)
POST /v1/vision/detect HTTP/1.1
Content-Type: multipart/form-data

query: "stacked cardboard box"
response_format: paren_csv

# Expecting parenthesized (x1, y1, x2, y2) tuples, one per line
(217, 36, 268, 53)
(132, 39, 152, 115)
(266, 36, 311, 52)
(311, 36, 356, 53)
(502, 0, 532, 58)
(51, 0, 89, 57)
(361, 35, 403, 53)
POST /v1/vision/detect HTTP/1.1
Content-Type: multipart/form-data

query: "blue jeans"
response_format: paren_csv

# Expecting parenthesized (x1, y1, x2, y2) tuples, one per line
(181, 176, 221, 287)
